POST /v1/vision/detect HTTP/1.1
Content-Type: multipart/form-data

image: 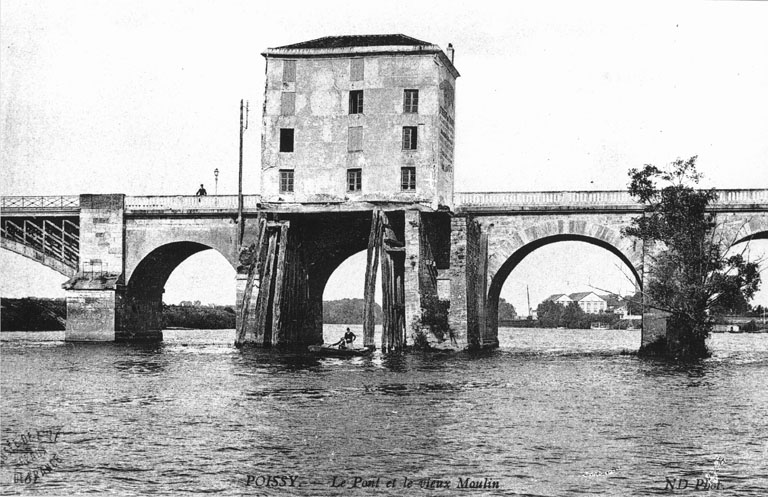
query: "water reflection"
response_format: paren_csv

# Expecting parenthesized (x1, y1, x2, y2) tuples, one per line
(1, 328, 767, 496)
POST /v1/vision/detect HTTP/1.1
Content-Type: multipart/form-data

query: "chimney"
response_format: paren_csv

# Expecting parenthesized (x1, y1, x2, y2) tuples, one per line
(447, 43, 454, 64)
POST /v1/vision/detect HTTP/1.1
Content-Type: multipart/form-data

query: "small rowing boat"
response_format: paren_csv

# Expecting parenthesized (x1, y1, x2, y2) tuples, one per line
(307, 345, 374, 357)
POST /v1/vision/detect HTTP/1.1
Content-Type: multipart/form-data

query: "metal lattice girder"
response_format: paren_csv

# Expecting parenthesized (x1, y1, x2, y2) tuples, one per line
(1, 216, 80, 270)
(1, 195, 79, 210)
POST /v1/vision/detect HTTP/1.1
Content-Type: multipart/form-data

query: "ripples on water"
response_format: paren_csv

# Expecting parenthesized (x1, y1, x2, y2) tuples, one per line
(1, 326, 767, 496)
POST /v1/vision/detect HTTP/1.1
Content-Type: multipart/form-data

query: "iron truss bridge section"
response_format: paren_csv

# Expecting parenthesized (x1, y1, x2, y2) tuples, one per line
(1, 215, 79, 274)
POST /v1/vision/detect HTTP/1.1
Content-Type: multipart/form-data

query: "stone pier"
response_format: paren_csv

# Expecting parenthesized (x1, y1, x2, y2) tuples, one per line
(63, 194, 137, 341)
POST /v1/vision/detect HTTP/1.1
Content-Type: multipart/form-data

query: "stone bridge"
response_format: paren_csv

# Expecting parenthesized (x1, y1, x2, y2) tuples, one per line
(2, 190, 767, 348)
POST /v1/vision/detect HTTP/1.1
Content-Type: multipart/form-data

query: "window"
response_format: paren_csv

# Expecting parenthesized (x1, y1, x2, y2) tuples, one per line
(347, 169, 362, 192)
(348, 126, 363, 152)
(403, 89, 419, 113)
(279, 170, 294, 193)
(401, 167, 416, 191)
(402, 126, 418, 150)
(279, 129, 294, 152)
(283, 60, 296, 83)
(281, 92, 295, 116)
(349, 90, 363, 114)
(350, 58, 364, 81)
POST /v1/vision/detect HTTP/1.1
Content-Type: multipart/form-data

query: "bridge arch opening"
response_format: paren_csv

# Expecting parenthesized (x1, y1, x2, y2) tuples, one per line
(121, 242, 236, 336)
(725, 233, 768, 317)
(321, 250, 382, 344)
(488, 234, 643, 349)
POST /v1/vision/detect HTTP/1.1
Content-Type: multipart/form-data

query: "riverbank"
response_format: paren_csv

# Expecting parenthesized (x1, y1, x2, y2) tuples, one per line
(0, 298, 238, 331)
(1, 298, 383, 331)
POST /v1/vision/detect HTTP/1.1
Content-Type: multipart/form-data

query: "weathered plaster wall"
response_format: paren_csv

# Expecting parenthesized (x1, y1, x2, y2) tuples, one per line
(261, 54, 455, 207)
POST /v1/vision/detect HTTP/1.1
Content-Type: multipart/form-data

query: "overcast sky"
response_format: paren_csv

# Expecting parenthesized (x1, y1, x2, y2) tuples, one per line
(2, 1, 767, 312)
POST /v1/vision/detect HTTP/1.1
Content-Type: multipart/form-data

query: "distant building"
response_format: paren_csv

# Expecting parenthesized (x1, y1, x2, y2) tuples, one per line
(260, 34, 459, 209)
(543, 293, 573, 306)
(540, 292, 612, 314)
(603, 294, 623, 312)
(713, 324, 740, 332)
(568, 292, 607, 314)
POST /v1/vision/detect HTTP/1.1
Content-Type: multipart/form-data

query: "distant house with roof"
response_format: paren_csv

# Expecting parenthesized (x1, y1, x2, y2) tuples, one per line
(540, 291, 613, 314)
(567, 292, 607, 314)
(543, 294, 573, 306)
(601, 294, 643, 319)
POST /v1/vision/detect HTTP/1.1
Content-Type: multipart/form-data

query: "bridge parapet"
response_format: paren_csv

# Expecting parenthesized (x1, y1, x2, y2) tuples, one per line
(124, 195, 263, 214)
(3, 190, 766, 215)
(454, 189, 768, 213)
(455, 190, 636, 212)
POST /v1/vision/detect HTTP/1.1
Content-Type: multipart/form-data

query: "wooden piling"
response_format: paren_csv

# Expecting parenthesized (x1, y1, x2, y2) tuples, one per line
(255, 229, 278, 345)
(378, 210, 407, 352)
(380, 247, 392, 351)
(363, 209, 382, 347)
(271, 222, 289, 347)
(235, 216, 266, 346)
(394, 258, 405, 349)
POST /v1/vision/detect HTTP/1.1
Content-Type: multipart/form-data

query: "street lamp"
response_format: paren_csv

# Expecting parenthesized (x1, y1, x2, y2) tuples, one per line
(214, 168, 219, 195)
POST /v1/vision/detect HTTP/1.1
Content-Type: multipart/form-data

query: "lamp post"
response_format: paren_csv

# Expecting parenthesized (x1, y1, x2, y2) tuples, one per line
(214, 168, 219, 195)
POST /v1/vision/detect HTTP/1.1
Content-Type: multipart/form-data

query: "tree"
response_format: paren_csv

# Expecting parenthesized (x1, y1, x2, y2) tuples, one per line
(536, 301, 565, 328)
(562, 302, 587, 329)
(498, 298, 517, 320)
(622, 156, 761, 359)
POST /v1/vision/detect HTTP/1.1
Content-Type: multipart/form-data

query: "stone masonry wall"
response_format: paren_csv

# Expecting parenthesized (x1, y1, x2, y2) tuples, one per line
(66, 290, 116, 341)
(78, 194, 125, 275)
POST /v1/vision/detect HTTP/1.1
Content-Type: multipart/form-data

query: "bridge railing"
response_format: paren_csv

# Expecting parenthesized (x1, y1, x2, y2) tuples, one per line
(454, 191, 637, 209)
(1, 195, 80, 211)
(715, 189, 768, 204)
(124, 195, 263, 212)
(454, 189, 768, 210)
(2, 190, 766, 213)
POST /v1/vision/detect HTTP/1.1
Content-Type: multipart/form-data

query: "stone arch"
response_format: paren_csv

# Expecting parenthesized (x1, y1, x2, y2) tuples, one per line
(484, 220, 643, 345)
(313, 248, 369, 301)
(730, 216, 768, 246)
(299, 212, 378, 341)
(118, 241, 234, 337)
(123, 217, 239, 285)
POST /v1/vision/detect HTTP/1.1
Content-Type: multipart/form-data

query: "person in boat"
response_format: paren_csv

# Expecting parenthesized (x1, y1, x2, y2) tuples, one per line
(343, 328, 357, 348)
(330, 328, 357, 350)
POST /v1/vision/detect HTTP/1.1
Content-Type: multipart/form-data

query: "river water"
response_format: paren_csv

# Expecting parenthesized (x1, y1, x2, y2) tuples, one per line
(1, 326, 767, 496)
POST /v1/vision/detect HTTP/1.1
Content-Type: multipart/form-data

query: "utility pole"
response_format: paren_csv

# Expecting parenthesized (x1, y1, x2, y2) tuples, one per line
(238, 99, 248, 245)
(527, 285, 532, 318)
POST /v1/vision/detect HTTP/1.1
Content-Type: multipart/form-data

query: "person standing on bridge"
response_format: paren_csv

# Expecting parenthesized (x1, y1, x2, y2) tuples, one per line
(196, 184, 208, 196)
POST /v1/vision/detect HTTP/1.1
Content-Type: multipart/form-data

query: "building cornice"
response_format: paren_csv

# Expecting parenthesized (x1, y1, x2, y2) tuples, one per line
(262, 45, 460, 78)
